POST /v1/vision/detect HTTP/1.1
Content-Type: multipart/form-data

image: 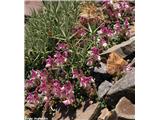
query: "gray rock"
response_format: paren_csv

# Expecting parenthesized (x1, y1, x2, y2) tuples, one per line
(25, 0, 43, 16)
(128, 0, 135, 3)
(53, 102, 100, 120)
(115, 97, 135, 120)
(75, 102, 100, 120)
(107, 68, 135, 96)
(101, 37, 135, 58)
(94, 62, 107, 74)
(130, 58, 135, 66)
(97, 81, 112, 98)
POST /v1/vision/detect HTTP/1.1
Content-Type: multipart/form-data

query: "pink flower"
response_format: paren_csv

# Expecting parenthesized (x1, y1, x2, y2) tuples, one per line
(62, 97, 74, 105)
(91, 47, 99, 55)
(62, 99, 73, 105)
(79, 76, 94, 88)
(87, 47, 101, 66)
(124, 18, 129, 29)
(73, 26, 87, 37)
(63, 51, 69, 58)
(45, 56, 54, 68)
(52, 80, 62, 97)
(31, 69, 40, 79)
(40, 69, 48, 80)
(89, 47, 101, 60)
(119, 1, 129, 10)
(26, 78, 34, 86)
(39, 80, 47, 94)
(79, 16, 88, 25)
(97, 27, 113, 37)
(27, 92, 39, 104)
(87, 58, 94, 66)
(52, 80, 74, 101)
(56, 43, 68, 50)
(103, 0, 112, 5)
(60, 81, 75, 105)
(98, 38, 107, 47)
(61, 81, 74, 97)
(72, 69, 80, 79)
(113, 2, 121, 10)
(79, 29, 87, 36)
(123, 64, 133, 72)
(114, 20, 121, 32)
(54, 51, 67, 65)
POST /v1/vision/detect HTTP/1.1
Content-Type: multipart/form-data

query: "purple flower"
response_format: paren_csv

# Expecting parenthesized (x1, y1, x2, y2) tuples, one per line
(45, 56, 54, 68)
(79, 76, 94, 88)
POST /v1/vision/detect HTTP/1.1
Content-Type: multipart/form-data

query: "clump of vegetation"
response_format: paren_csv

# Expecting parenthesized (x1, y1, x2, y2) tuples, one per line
(25, 0, 135, 117)
(25, 1, 80, 78)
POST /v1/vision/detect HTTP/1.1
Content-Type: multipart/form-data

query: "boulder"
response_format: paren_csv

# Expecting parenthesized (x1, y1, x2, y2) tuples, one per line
(98, 108, 111, 120)
(101, 37, 135, 58)
(53, 102, 100, 120)
(97, 81, 112, 98)
(107, 68, 135, 96)
(115, 97, 135, 120)
(94, 62, 107, 74)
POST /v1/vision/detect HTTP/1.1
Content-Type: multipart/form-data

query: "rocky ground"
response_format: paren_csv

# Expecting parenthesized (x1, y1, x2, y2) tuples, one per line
(25, 1, 135, 120)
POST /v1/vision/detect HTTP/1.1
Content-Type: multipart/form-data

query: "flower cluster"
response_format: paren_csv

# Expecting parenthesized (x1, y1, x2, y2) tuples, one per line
(100, 0, 134, 38)
(25, 0, 134, 111)
(72, 69, 94, 88)
(87, 47, 101, 66)
(98, 38, 108, 47)
(26, 92, 39, 104)
(72, 25, 87, 38)
(26, 70, 75, 105)
(97, 26, 114, 37)
(26, 69, 48, 88)
(45, 43, 69, 68)
(52, 80, 75, 105)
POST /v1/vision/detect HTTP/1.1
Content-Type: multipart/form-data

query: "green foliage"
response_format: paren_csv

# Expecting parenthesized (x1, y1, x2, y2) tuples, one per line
(99, 98, 107, 108)
(25, 1, 80, 78)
